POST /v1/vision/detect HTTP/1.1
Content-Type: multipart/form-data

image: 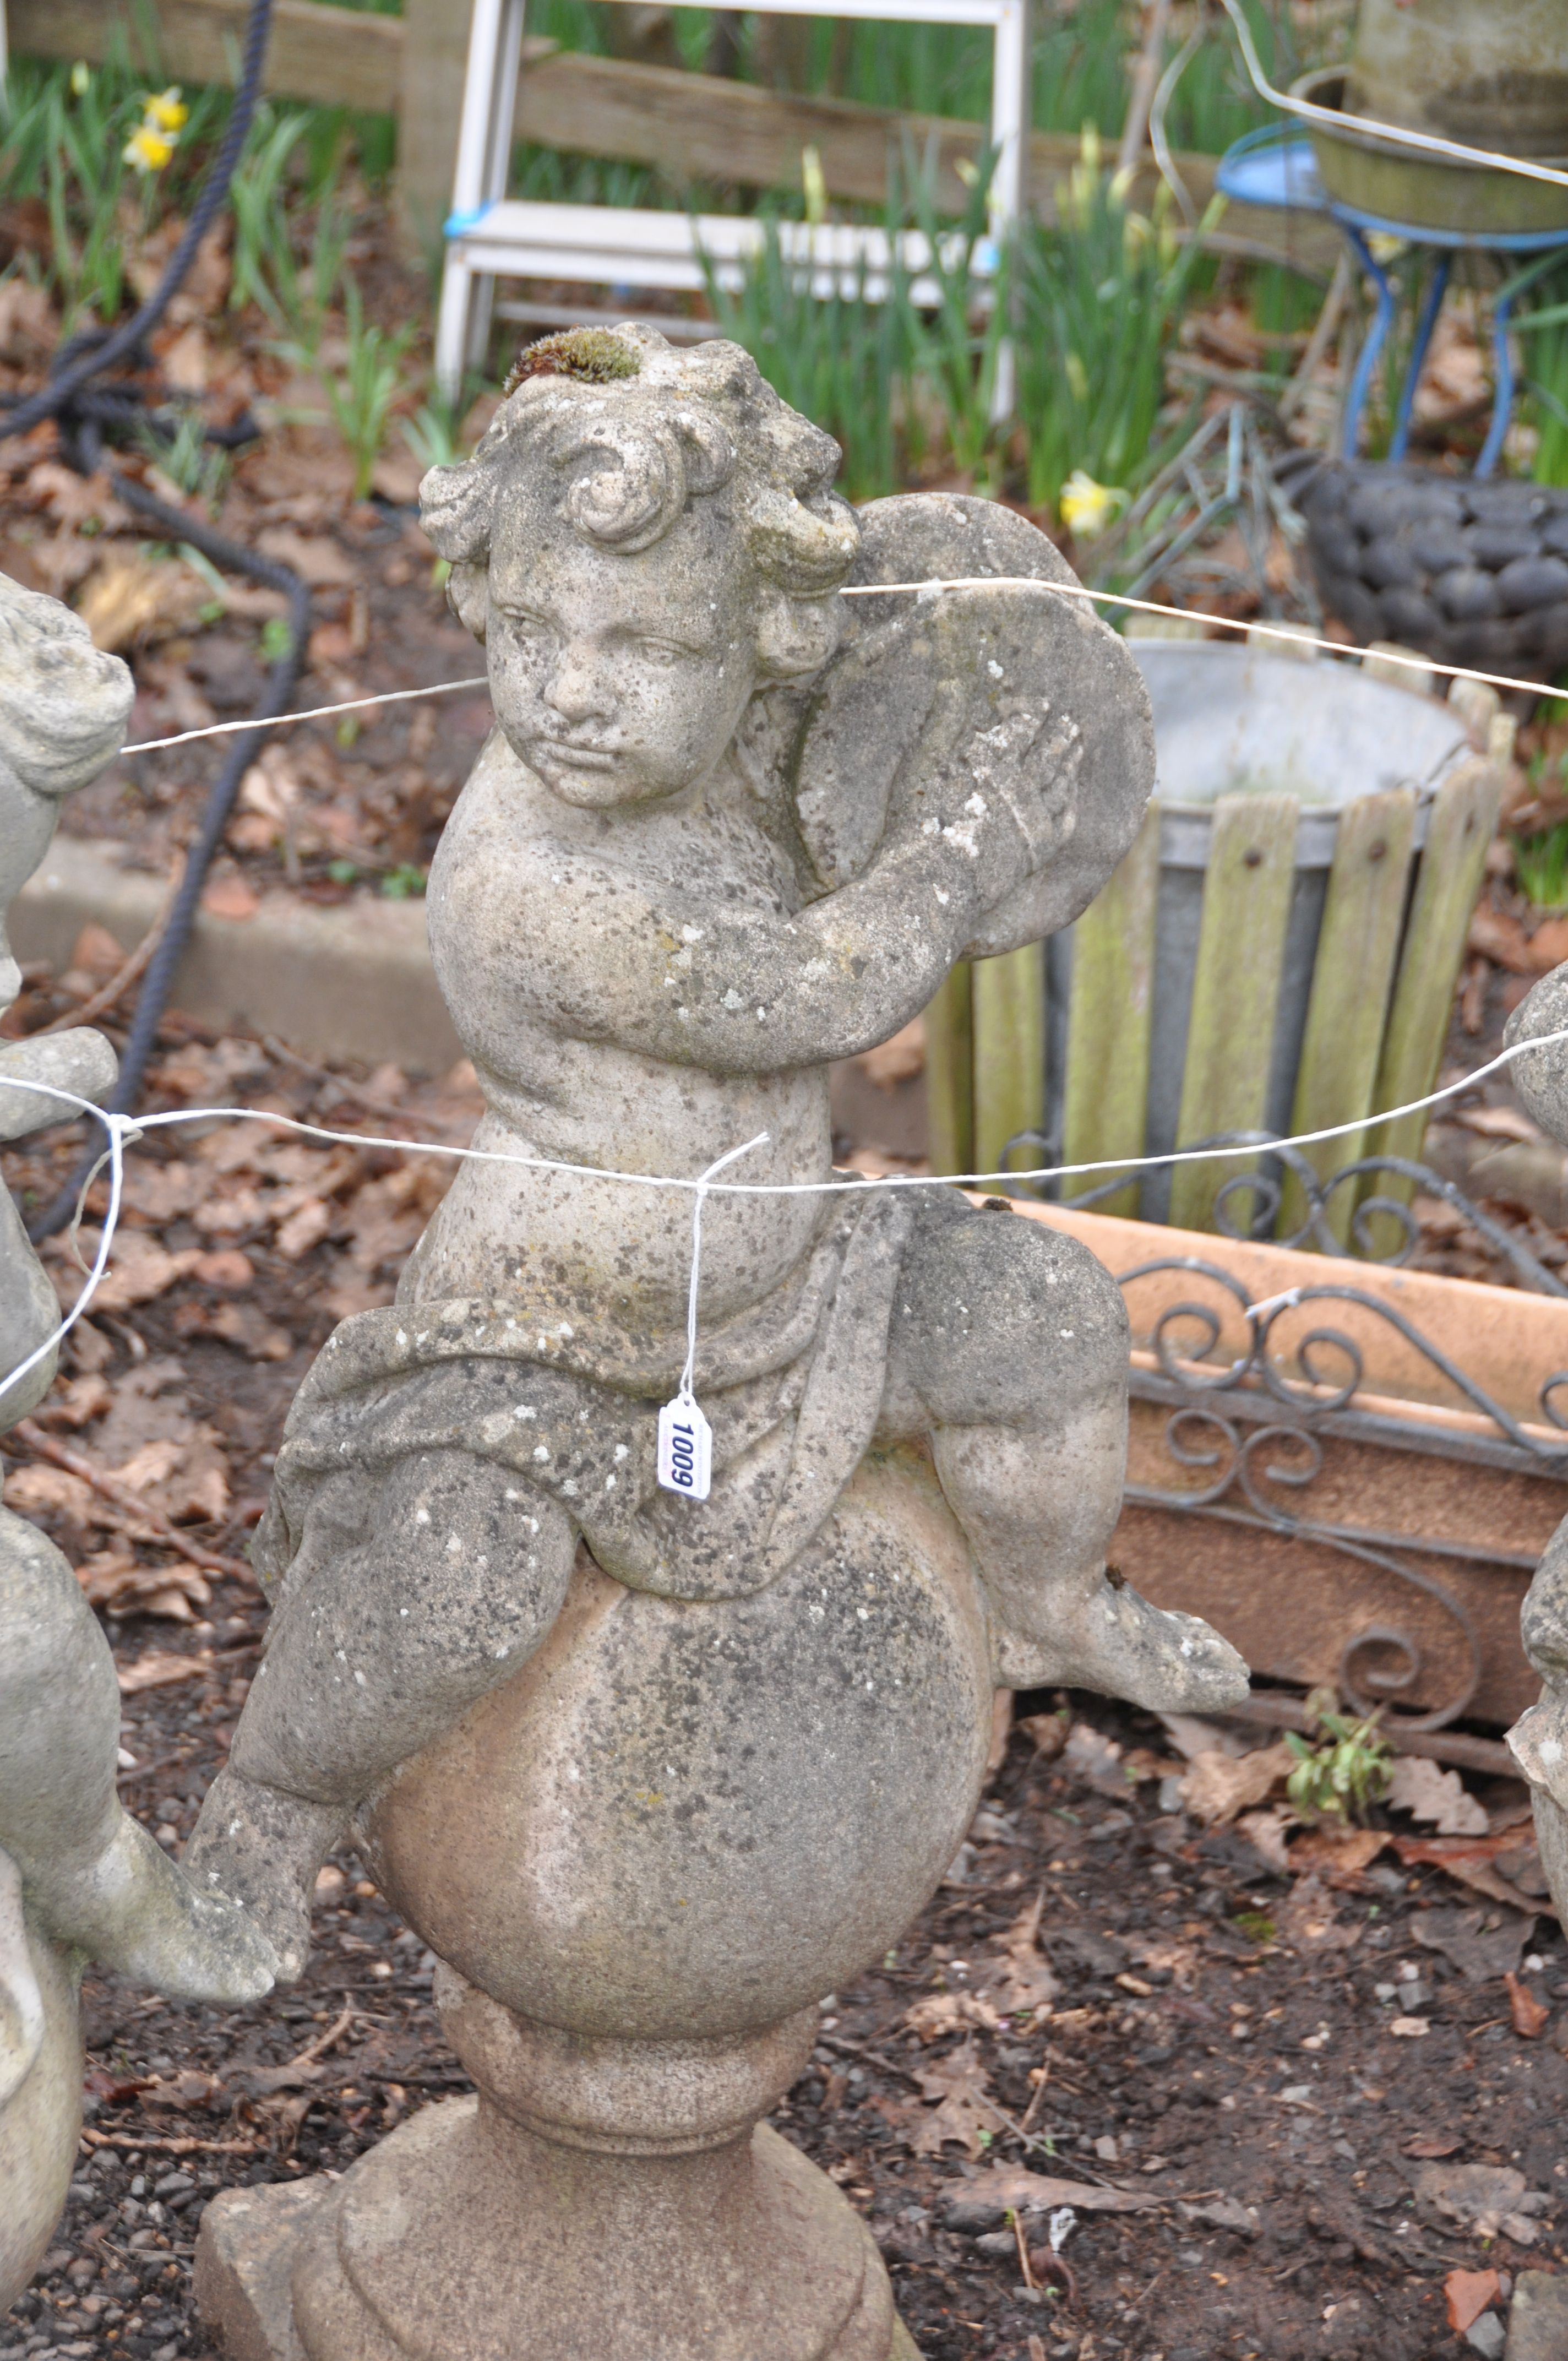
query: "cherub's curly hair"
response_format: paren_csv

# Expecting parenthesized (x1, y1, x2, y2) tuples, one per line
(418, 327, 860, 676)
(0, 573, 132, 798)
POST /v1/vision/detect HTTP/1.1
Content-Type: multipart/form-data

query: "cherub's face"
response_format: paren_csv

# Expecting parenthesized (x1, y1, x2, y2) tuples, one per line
(486, 487, 757, 809)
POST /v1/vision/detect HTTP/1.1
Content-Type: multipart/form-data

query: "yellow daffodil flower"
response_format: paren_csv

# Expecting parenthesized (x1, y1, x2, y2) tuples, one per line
(1059, 469, 1127, 540)
(124, 123, 177, 172)
(144, 87, 189, 133)
(70, 61, 91, 96)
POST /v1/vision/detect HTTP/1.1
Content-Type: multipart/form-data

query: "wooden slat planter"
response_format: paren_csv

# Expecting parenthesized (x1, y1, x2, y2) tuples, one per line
(1014, 1196, 1568, 1731)
(930, 641, 1502, 1234)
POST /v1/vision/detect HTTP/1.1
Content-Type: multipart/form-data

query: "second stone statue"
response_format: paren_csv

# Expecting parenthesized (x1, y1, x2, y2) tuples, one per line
(191, 325, 1249, 2361)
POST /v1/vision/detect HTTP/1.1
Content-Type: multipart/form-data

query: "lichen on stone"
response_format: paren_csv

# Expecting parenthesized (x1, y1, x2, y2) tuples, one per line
(503, 328, 644, 394)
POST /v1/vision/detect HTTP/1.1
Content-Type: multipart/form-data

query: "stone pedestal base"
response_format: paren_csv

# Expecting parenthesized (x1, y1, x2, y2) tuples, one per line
(195, 2107, 921, 2361)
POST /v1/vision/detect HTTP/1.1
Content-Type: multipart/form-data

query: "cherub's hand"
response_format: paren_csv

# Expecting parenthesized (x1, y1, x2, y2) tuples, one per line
(1507, 964, 1568, 1151)
(885, 682, 1085, 920)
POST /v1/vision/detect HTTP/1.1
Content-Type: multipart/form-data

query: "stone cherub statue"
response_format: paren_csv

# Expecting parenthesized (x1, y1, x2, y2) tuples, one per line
(190, 327, 1247, 2361)
(1501, 965, 1568, 1914)
(0, 578, 274, 2307)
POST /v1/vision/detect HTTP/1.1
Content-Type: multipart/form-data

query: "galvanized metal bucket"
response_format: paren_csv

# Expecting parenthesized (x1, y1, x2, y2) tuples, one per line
(928, 639, 1502, 1241)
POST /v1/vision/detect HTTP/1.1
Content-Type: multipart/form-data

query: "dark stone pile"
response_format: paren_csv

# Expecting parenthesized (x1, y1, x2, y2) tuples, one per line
(1292, 460, 1568, 679)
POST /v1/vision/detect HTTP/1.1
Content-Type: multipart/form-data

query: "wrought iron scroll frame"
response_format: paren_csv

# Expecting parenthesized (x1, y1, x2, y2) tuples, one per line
(998, 1128, 1568, 1731)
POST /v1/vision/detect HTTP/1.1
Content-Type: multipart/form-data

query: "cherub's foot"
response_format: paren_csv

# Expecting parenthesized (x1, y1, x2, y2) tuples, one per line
(994, 1571, 1250, 1715)
(184, 1767, 344, 1986)
(38, 1811, 277, 2001)
(0, 1849, 44, 2107)
(1507, 1692, 1568, 1811)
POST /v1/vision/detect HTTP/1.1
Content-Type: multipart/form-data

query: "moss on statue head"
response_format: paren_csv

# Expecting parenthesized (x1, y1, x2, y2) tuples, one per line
(504, 329, 644, 395)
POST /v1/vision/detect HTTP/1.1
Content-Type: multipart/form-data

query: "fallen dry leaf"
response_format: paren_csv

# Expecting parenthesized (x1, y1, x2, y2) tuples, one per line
(853, 1018, 925, 1090)
(1288, 1824, 1389, 1885)
(1182, 1742, 1294, 1826)
(1016, 1712, 1069, 1761)
(1276, 1873, 1363, 1952)
(0, 278, 58, 366)
(1237, 1806, 1295, 1873)
(141, 2068, 225, 2112)
(977, 2164, 1159, 2215)
(117, 1648, 213, 1695)
(1062, 1722, 1131, 1797)
(26, 463, 128, 534)
(1506, 1970, 1551, 2040)
(84, 2066, 154, 2106)
(1416, 2162, 1550, 2245)
(371, 443, 425, 506)
(1452, 1104, 1543, 1145)
(48, 1229, 203, 1313)
(76, 1551, 211, 1620)
(32, 1371, 112, 1430)
(1156, 1712, 1240, 1762)
(904, 2044, 1003, 2159)
(1405, 2134, 1463, 2159)
(174, 1298, 293, 1361)
(254, 525, 357, 587)
(1393, 1833, 1555, 1917)
(275, 1196, 335, 1260)
(1388, 1754, 1489, 1837)
(242, 2058, 326, 2098)
(102, 1427, 230, 1528)
(75, 550, 209, 653)
(200, 871, 262, 922)
(1179, 2195, 1259, 2238)
(992, 1891, 1059, 2017)
(161, 323, 210, 395)
(1445, 2268, 1501, 2335)
(903, 1991, 1003, 2042)
(3, 1463, 100, 1524)
(118, 1158, 210, 1223)
(193, 1249, 255, 1290)
(1472, 904, 1568, 976)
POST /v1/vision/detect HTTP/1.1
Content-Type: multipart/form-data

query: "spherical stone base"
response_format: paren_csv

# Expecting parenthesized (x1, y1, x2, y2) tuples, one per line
(195, 2104, 923, 2361)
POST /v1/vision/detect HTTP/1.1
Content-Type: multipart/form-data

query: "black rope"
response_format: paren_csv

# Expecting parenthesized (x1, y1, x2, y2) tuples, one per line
(89, 463, 313, 1109)
(17, 0, 320, 1239)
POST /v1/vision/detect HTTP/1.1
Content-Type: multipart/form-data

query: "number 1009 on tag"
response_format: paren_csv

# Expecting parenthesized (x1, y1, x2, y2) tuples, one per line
(657, 1398, 712, 1502)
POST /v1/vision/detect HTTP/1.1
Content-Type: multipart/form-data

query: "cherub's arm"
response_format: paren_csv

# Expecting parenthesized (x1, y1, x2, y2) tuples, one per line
(447, 711, 1073, 1073)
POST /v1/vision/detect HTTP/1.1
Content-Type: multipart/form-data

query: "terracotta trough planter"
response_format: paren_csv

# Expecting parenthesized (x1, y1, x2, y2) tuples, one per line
(1018, 1198, 1568, 1733)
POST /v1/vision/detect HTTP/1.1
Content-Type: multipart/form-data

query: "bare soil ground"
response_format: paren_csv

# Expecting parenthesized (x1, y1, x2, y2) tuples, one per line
(4, 1037, 1568, 2361)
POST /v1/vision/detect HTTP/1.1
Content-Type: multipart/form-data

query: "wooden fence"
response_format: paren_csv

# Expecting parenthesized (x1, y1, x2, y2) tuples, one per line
(10, 0, 1340, 268)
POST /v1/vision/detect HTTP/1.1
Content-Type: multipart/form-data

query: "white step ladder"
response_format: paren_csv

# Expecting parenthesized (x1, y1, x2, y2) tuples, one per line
(433, 0, 1031, 406)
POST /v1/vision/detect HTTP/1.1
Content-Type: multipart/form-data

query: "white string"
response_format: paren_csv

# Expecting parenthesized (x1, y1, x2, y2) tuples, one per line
(111, 576, 1565, 768)
(121, 676, 491, 756)
(5, 1025, 1568, 1404)
(839, 578, 1556, 705)
(679, 1131, 770, 1403)
(1, 1100, 129, 1408)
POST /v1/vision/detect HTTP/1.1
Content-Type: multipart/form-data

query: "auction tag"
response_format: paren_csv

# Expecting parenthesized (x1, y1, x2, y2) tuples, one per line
(657, 1395, 712, 1502)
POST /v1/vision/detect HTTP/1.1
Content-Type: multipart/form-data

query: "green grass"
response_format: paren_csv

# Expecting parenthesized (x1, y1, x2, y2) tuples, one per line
(1516, 822, 1568, 909)
(1011, 148, 1217, 514)
(705, 231, 907, 499)
(707, 143, 1204, 520)
(1513, 259, 1568, 490)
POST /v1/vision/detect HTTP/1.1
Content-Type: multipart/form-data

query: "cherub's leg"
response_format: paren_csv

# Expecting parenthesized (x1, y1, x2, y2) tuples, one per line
(187, 1451, 575, 1979)
(0, 1510, 274, 1999)
(878, 1205, 1249, 1712)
